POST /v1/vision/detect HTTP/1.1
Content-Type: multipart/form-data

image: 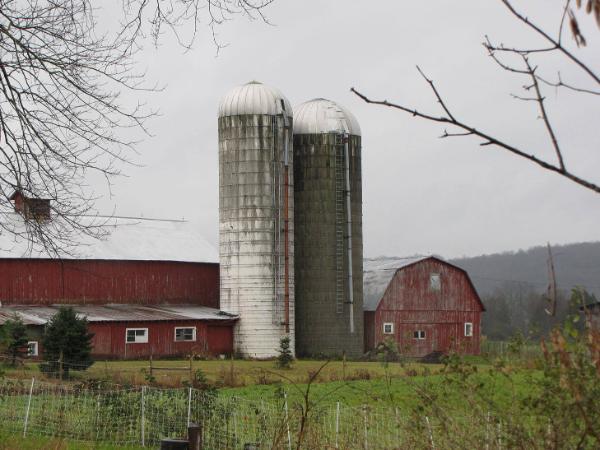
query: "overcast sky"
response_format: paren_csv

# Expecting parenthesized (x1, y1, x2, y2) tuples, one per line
(92, 0, 600, 259)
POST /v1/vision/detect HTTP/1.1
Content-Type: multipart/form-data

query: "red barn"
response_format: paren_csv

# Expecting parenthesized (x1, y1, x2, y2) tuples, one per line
(363, 256, 484, 358)
(0, 205, 237, 359)
(0, 304, 236, 359)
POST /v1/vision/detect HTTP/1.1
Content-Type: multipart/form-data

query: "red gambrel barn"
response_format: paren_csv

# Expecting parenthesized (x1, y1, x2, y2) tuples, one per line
(0, 200, 237, 359)
(363, 256, 485, 358)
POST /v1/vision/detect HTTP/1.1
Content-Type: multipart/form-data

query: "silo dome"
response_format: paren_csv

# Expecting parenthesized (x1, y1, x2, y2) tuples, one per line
(218, 81, 292, 118)
(293, 98, 361, 136)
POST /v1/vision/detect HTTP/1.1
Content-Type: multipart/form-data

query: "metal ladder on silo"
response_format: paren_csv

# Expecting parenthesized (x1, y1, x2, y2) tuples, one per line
(334, 134, 345, 314)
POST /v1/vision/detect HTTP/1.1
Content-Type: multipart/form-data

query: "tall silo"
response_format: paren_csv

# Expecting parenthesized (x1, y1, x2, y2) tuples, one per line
(218, 81, 294, 358)
(293, 98, 364, 357)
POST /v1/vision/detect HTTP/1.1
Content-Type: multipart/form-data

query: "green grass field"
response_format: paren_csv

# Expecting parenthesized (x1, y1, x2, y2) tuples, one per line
(3, 358, 446, 388)
(0, 432, 144, 450)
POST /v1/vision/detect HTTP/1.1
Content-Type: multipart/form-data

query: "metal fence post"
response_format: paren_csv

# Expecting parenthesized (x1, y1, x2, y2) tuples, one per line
(335, 401, 340, 449)
(363, 404, 368, 450)
(187, 387, 193, 427)
(425, 416, 435, 450)
(485, 411, 490, 450)
(284, 391, 291, 450)
(22, 377, 35, 437)
(141, 386, 146, 447)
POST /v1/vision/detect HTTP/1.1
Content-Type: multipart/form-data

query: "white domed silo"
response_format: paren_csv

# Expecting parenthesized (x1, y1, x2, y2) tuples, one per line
(293, 98, 363, 357)
(218, 81, 294, 358)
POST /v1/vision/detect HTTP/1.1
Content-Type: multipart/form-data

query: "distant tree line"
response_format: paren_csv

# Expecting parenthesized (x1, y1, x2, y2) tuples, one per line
(481, 285, 594, 341)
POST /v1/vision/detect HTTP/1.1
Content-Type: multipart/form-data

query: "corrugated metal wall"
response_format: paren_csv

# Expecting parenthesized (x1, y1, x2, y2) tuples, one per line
(218, 114, 294, 358)
(0, 260, 219, 307)
(294, 133, 364, 357)
(367, 259, 482, 356)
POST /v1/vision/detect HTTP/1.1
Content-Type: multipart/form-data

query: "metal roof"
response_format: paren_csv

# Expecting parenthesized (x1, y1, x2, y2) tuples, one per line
(0, 304, 238, 325)
(0, 214, 218, 262)
(363, 256, 433, 311)
(363, 256, 485, 312)
(218, 81, 292, 118)
(293, 98, 361, 136)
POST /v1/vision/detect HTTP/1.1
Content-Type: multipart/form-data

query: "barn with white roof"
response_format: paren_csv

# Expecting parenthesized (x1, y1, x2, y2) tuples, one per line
(363, 256, 484, 358)
(0, 193, 237, 359)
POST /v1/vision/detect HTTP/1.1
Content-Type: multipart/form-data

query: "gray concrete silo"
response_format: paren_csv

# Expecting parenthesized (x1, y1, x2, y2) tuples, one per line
(218, 81, 294, 358)
(293, 99, 363, 357)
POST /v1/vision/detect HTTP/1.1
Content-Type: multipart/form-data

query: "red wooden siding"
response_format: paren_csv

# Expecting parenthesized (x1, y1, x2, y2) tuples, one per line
(0, 260, 219, 307)
(207, 325, 234, 355)
(365, 258, 483, 357)
(89, 320, 235, 359)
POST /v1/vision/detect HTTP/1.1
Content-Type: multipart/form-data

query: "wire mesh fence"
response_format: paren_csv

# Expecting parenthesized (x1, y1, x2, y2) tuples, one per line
(0, 377, 523, 449)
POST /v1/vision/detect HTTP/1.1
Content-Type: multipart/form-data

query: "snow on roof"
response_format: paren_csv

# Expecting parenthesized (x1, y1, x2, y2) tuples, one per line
(0, 214, 218, 263)
(363, 255, 433, 311)
(0, 304, 238, 325)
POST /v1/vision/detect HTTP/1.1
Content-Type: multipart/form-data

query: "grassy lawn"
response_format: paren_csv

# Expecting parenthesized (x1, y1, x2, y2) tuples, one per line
(222, 366, 542, 409)
(0, 432, 144, 450)
(3, 357, 449, 388)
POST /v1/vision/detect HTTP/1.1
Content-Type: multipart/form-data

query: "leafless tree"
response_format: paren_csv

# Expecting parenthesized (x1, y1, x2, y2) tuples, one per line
(352, 0, 600, 195)
(0, 0, 273, 254)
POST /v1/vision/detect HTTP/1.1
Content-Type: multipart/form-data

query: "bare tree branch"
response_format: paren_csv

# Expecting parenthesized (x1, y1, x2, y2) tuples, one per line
(497, 0, 600, 84)
(0, 0, 274, 254)
(351, 81, 600, 195)
(521, 56, 566, 171)
(353, 0, 599, 198)
(537, 73, 600, 95)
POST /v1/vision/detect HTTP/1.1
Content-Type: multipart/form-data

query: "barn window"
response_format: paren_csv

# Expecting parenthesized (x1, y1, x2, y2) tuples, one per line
(383, 323, 394, 334)
(413, 330, 426, 340)
(464, 322, 473, 337)
(126, 328, 148, 343)
(430, 273, 441, 291)
(175, 327, 196, 342)
(27, 341, 38, 357)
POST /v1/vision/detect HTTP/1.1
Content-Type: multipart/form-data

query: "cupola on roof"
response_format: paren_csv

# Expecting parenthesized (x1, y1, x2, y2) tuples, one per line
(293, 98, 361, 136)
(218, 81, 292, 118)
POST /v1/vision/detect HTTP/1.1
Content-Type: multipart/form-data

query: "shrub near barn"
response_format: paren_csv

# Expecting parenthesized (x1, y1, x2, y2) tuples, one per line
(0, 316, 29, 366)
(41, 306, 94, 378)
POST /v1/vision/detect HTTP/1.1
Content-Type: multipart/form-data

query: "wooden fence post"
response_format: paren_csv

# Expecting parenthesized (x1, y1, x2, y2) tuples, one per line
(188, 422, 202, 450)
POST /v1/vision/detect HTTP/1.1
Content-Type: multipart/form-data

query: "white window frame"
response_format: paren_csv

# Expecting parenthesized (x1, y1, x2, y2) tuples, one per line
(382, 323, 394, 335)
(126, 328, 148, 344)
(413, 330, 426, 340)
(174, 326, 197, 342)
(430, 273, 441, 291)
(27, 341, 38, 357)
(464, 322, 473, 337)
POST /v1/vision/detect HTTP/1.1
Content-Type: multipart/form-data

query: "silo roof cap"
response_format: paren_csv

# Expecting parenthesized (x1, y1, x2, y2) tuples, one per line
(293, 98, 361, 136)
(218, 81, 292, 118)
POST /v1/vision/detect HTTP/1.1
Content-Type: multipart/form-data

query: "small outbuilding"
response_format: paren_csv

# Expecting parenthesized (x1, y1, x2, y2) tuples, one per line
(363, 256, 484, 358)
(0, 304, 237, 359)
